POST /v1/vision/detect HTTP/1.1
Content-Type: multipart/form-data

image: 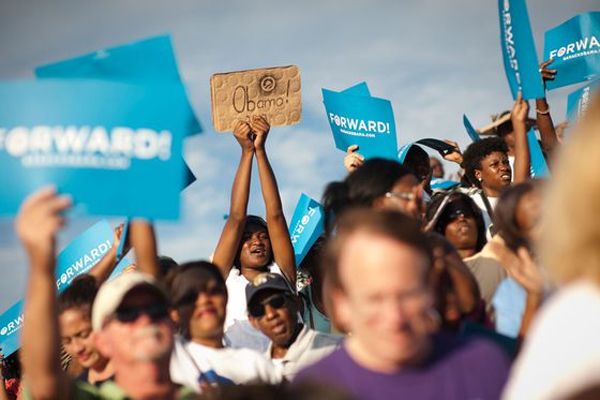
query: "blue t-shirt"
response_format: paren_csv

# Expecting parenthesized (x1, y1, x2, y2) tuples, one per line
(295, 334, 510, 400)
(492, 277, 527, 338)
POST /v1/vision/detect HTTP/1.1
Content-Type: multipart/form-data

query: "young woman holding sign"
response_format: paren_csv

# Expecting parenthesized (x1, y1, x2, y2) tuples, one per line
(212, 115, 296, 351)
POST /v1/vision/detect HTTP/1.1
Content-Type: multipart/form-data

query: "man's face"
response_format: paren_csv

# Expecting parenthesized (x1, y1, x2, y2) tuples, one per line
(239, 223, 272, 269)
(174, 276, 227, 342)
(96, 287, 173, 364)
(249, 290, 298, 347)
(60, 308, 101, 369)
(334, 231, 433, 367)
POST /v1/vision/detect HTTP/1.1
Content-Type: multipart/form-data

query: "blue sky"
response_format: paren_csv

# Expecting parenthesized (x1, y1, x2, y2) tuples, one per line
(0, 0, 597, 310)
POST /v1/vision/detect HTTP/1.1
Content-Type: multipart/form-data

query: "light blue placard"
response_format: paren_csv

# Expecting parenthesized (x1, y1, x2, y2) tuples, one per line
(527, 129, 550, 178)
(107, 254, 135, 281)
(0, 80, 188, 219)
(566, 79, 600, 122)
(498, 0, 545, 100)
(430, 178, 460, 191)
(322, 86, 397, 160)
(35, 35, 202, 136)
(288, 193, 325, 267)
(116, 220, 130, 260)
(463, 114, 481, 142)
(544, 12, 600, 90)
(341, 81, 371, 97)
(0, 220, 116, 356)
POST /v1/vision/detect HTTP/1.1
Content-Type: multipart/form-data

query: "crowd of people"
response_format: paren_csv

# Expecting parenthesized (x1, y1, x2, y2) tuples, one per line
(1, 59, 600, 399)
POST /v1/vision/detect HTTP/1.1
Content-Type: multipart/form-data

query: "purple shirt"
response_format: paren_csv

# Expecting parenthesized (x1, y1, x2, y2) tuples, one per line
(295, 334, 510, 400)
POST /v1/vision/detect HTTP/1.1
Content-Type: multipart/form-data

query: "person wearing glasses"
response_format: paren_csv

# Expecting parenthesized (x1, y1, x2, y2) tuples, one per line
(322, 158, 423, 233)
(18, 188, 194, 399)
(167, 262, 281, 393)
(246, 273, 340, 381)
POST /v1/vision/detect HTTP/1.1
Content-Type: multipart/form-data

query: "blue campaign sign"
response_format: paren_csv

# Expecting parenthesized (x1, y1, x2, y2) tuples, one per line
(108, 254, 135, 281)
(341, 81, 371, 97)
(544, 12, 600, 90)
(498, 0, 545, 100)
(566, 80, 600, 122)
(0, 79, 189, 219)
(0, 300, 24, 357)
(288, 193, 325, 267)
(35, 35, 202, 136)
(463, 114, 481, 142)
(0, 220, 118, 356)
(430, 178, 460, 191)
(322, 85, 397, 160)
(527, 129, 550, 178)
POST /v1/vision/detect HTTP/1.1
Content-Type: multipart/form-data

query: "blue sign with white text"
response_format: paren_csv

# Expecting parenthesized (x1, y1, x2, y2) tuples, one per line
(35, 35, 202, 136)
(0, 220, 129, 356)
(527, 129, 549, 178)
(0, 80, 189, 219)
(567, 80, 600, 122)
(498, 0, 545, 100)
(323, 83, 397, 160)
(288, 193, 325, 267)
(544, 12, 600, 90)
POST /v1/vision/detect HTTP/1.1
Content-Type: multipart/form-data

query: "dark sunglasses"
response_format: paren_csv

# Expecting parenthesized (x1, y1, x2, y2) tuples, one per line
(114, 303, 169, 324)
(248, 293, 288, 318)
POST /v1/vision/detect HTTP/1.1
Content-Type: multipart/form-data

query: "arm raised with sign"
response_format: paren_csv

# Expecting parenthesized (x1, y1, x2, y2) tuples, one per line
(129, 220, 160, 279)
(88, 223, 128, 283)
(536, 59, 559, 158)
(213, 120, 255, 277)
(17, 187, 73, 400)
(252, 115, 297, 284)
(511, 93, 531, 184)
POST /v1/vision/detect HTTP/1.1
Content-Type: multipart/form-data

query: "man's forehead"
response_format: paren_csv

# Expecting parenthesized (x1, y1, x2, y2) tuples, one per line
(120, 285, 165, 307)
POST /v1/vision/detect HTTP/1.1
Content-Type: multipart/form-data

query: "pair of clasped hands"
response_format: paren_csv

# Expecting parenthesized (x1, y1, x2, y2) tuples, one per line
(233, 115, 270, 152)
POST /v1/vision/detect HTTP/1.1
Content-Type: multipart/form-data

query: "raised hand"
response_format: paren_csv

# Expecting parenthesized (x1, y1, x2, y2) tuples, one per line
(511, 92, 529, 131)
(442, 140, 463, 165)
(539, 59, 557, 86)
(233, 120, 255, 153)
(15, 186, 71, 266)
(250, 115, 270, 151)
(343, 145, 364, 173)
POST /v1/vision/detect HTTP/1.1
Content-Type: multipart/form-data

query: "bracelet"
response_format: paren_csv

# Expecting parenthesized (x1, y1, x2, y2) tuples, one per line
(536, 107, 550, 115)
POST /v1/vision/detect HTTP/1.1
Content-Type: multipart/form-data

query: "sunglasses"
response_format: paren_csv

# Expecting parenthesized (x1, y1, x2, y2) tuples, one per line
(114, 303, 169, 324)
(248, 293, 288, 318)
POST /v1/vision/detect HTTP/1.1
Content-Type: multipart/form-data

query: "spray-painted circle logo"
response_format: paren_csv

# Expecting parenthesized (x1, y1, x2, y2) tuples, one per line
(1, 327, 7, 335)
(260, 75, 276, 93)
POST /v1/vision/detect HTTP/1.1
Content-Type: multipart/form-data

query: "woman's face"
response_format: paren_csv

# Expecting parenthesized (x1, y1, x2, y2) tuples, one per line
(375, 174, 422, 218)
(444, 212, 478, 252)
(515, 190, 542, 243)
(476, 151, 512, 195)
(239, 223, 272, 269)
(60, 307, 102, 369)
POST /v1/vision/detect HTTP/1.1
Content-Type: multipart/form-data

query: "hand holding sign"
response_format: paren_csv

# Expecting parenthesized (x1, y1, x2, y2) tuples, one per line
(344, 145, 365, 173)
(250, 115, 270, 151)
(539, 59, 557, 86)
(511, 92, 530, 133)
(233, 120, 255, 153)
(15, 187, 71, 264)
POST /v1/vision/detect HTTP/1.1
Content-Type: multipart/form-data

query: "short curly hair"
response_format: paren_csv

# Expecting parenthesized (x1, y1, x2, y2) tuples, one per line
(462, 137, 508, 187)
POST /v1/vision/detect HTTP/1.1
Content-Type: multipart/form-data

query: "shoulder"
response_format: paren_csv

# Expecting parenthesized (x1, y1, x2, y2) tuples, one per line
(307, 329, 343, 348)
(434, 334, 511, 373)
(294, 346, 348, 383)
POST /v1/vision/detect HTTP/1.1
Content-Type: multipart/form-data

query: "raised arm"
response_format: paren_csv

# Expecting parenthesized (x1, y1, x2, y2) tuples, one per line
(17, 187, 72, 400)
(536, 59, 559, 158)
(511, 93, 531, 184)
(212, 121, 255, 277)
(88, 223, 127, 283)
(251, 115, 296, 284)
(129, 220, 160, 279)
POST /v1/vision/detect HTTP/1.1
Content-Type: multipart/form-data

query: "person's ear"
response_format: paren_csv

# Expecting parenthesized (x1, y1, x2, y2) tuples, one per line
(331, 288, 351, 332)
(474, 169, 482, 183)
(372, 195, 387, 210)
(170, 308, 180, 324)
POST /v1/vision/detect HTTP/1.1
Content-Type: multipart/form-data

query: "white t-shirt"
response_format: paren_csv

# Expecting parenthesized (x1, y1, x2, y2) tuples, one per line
(470, 191, 498, 239)
(224, 265, 283, 352)
(265, 325, 341, 381)
(503, 281, 600, 400)
(170, 337, 281, 393)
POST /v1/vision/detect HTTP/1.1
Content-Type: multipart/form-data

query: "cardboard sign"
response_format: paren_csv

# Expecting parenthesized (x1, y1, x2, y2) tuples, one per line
(0, 80, 188, 219)
(498, 0, 545, 100)
(35, 35, 202, 137)
(288, 193, 325, 267)
(566, 80, 600, 122)
(544, 12, 600, 90)
(0, 221, 134, 356)
(463, 114, 481, 142)
(323, 82, 397, 160)
(210, 65, 301, 132)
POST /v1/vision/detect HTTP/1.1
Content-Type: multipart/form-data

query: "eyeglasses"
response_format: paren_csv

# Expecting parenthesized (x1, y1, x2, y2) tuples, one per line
(248, 293, 288, 318)
(385, 191, 416, 201)
(114, 303, 169, 324)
